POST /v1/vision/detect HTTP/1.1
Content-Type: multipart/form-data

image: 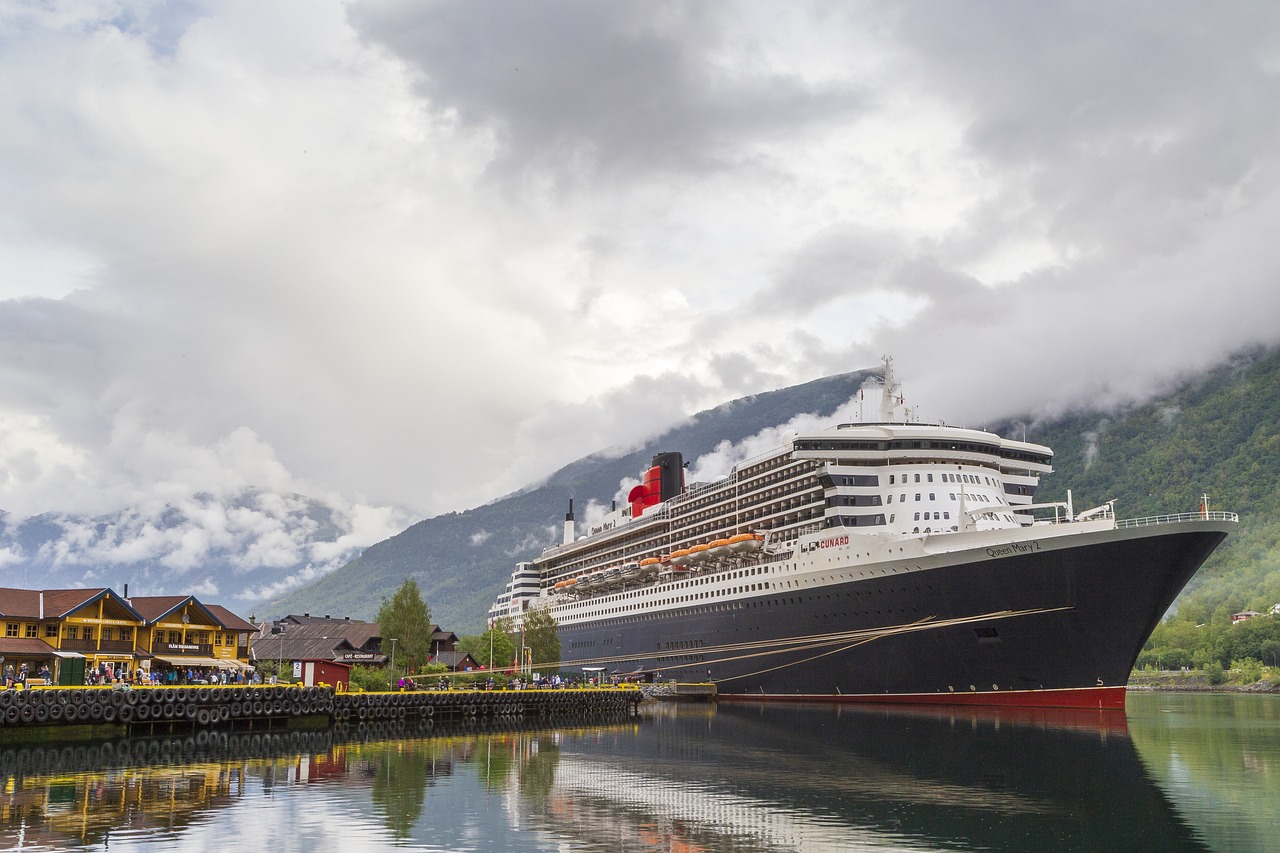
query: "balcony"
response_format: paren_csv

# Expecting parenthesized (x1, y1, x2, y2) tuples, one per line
(59, 639, 136, 654)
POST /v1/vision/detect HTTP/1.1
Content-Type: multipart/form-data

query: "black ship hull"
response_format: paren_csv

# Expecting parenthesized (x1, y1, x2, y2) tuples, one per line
(557, 522, 1228, 708)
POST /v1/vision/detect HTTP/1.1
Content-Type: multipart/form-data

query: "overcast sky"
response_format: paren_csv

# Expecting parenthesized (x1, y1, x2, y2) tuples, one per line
(2, 0, 1279, 527)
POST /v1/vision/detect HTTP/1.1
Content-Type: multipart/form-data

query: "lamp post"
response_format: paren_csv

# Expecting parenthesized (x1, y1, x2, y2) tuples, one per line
(272, 623, 285, 684)
(389, 638, 399, 687)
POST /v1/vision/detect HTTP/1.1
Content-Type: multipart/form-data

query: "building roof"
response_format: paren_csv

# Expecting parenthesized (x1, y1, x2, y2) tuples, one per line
(0, 638, 63, 657)
(0, 587, 145, 622)
(432, 650, 480, 670)
(127, 595, 224, 626)
(204, 604, 258, 632)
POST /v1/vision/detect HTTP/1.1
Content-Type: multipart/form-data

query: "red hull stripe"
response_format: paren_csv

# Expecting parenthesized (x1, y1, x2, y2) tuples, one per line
(719, 685, 1127, 711)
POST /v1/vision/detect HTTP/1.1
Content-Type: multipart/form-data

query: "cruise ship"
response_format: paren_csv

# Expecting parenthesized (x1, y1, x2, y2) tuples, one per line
(489, 359, 1236, 709)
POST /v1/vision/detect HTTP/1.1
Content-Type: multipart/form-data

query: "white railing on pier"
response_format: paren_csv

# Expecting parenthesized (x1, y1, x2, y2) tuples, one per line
(1116, 510, 1238, 530)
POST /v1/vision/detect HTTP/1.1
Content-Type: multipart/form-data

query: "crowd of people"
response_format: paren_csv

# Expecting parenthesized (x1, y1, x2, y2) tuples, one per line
(1, 660, 261, 688)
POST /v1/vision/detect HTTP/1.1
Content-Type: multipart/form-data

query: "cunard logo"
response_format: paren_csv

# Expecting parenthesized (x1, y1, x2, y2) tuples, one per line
(801, 535, 849, 553)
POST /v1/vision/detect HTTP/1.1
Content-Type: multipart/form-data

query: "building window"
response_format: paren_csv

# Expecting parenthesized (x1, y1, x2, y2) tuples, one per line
(927, 473, 934, 482)
(83, 627, 93, 641)
(5, 623, 17, 638)
(169, 630, 180, 644)
(120, 628, 133, 643)
(102, 627, 113, 641)
(45, 624, 57, 638)
(66, 625, 78, 640)
(25, 624, 38, 638)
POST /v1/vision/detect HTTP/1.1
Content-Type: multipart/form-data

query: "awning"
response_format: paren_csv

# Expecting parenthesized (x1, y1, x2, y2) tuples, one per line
(153, 655, 234, 668)
(50, 649, 85, 659)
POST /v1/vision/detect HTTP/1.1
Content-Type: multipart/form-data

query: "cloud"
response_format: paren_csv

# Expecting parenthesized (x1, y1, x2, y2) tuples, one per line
(0, 0, 1277, 558)
(351, 1, 869, 184)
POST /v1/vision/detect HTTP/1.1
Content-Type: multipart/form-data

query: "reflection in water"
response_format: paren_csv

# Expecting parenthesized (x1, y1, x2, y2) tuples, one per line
(0, 698, 1264, 852)
(1127, 692, 1280, 853)
(522, 703, 1206, 853)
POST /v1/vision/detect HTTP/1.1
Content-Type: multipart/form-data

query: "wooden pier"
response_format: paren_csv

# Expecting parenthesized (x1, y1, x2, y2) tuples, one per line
(0, 684, 642, 738)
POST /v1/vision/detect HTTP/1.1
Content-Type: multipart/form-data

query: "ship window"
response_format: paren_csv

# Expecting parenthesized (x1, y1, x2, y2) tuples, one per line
(914, 512, 920, 521)
(915, 494, 921, 501)
(929, 493, 935, 500)
(944, 512, 950, 519)
(914, 474, 921, 483)
(933, 512, 940, 520)
(890, 514, 895, 523)
(950, 493, 955, 500)
(889, 475, 895, 484)
(927, 474, 933, 482)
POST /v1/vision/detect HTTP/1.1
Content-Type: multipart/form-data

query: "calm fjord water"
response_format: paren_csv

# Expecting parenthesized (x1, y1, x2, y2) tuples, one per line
(1, 692, 1276, 852)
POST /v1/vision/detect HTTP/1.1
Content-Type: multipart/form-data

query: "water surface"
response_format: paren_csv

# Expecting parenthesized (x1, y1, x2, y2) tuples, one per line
(1, 693, 1276, 852)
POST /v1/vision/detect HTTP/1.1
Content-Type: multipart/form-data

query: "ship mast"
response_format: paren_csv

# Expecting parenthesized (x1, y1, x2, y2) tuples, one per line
(879, 355, 906, 422)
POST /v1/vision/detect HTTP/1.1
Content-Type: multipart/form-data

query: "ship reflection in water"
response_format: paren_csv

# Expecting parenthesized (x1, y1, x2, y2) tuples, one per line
(1, 698, 1267, 852)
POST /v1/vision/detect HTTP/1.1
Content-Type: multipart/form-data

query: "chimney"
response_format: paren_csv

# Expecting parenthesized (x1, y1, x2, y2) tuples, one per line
(39, 591, 44, 620)
(563, 499, 575, 544)
(124, 583, 129, 600)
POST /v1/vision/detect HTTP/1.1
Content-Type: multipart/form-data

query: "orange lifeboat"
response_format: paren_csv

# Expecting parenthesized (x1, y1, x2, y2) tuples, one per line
(670, 548, 692, 566)
(729, 532, 764, 552)
(708, 538, 733, 558)
(688, 543, 711, 563)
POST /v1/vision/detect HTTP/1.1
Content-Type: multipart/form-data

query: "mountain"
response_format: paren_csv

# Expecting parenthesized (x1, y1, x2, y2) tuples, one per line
(1007, 346, 1280, 622)
(270, 369, 877, 632)
(0, 489, 409, 615)
(278, 346, 1280, 639)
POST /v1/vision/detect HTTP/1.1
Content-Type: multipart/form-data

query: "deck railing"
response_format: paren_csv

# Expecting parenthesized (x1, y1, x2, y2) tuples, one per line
(1116, 510, 1238, 530)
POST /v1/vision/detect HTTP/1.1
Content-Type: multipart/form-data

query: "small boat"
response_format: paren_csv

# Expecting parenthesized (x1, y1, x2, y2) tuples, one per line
(620, 562, 642, 581)
(708, 538, 733, 558)
(728, 532, 764, 552)
(670, 548, 692, 566)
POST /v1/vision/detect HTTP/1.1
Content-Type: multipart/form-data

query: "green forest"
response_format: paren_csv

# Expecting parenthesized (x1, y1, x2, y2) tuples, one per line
(1020, 346, 1280, 678)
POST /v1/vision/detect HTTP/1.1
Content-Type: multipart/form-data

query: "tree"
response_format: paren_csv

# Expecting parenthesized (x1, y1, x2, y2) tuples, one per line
(522, 605, 561, 677)
(377, 578, 433, 678)
(459, 616, 515, 672)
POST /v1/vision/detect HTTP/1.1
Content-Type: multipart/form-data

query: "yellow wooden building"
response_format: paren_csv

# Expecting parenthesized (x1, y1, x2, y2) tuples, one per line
(0, 587, 256, 685)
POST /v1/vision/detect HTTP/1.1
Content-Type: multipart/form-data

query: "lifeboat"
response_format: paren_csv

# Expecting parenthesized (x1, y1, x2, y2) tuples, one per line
(688, 543, 711, 563)
(708, 538, 733, 558)
(670, 548, 692, 566)
(620, 562, 642, 581)
(729, 532, 764, 552)
(639, 557, 661, 577)
(600, 566, 622, 587)
(580, 572, 600, 591)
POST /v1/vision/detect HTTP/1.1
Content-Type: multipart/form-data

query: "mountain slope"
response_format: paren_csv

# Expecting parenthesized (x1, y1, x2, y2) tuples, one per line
(0, 490, 408, 612)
